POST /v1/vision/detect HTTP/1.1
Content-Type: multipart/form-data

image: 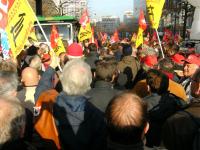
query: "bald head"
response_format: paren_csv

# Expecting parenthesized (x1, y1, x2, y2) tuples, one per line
(106, 93, 147, 128)
(106, 92, 148, 145)
(21, 67, 40, 87)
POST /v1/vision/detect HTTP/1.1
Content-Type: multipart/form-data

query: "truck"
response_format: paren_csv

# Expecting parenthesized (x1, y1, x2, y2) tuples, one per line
(34, 15, 80, 46)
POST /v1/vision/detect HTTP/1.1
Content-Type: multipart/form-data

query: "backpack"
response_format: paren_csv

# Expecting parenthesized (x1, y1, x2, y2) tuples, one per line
(181, 110, 200, 150)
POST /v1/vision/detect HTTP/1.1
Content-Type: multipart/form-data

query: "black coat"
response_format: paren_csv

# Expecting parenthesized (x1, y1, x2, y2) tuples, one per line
(53, 92, 106, 150)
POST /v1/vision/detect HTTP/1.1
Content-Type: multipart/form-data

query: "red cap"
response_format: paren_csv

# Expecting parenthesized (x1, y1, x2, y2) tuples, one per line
(42, 53, 51, 63)
(184, 54, 200, 66)
(142, 55, 158, 67)
(67, 43, 83, 58)
(171, 54, 185, 65)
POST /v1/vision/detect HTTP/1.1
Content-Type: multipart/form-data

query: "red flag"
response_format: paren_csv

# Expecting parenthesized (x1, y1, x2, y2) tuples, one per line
(162, 28, 173, 43)
(151, 31, 158, 42)
(89, 26, 95, 43)
(111, 30, 119, 43)
(50, 25, 59, 49)
(139, 9, 147, 31)
(79, 9, 90, 29)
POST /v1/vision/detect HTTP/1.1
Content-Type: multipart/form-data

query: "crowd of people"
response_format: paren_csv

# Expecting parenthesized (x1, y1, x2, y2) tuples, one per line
(0, 33, 199, 150)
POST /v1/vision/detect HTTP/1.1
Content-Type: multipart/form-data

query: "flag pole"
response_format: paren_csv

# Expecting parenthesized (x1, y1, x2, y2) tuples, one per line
(155, 29, 165, 58)
(26, 2, 63, 72)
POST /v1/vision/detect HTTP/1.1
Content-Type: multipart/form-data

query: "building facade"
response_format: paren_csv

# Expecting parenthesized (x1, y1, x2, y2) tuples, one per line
(96, 16, 120, 34)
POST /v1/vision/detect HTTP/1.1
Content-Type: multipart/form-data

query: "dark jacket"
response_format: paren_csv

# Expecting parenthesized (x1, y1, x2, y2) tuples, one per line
(117, 56, 140, 89)
(84, 51, 98, 71)
(34, 67, 56, 101)
(87, 80, 121, 112)
(162, 99, 200, 150)
(107, 139, 158, 150)
(53, 92, 106, 150)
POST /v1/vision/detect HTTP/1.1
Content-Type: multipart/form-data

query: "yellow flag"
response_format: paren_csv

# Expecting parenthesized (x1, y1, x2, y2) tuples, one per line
(6, 0, 36, 58)
(131, 33, 137, 42)
(53, 37, 66, 56)
(78, 23, 92, 42)
(146, 0, 165, 29)
(136, 28, 144, 48)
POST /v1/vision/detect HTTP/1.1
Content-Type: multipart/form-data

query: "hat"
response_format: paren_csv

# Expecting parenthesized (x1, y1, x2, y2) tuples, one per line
(171, 54, 185, 65)
(142, 55, 158, 67)
(67, 43, 83, 58)
(122, 45, 132, 56)
(184, 54, 200, 66)
(42, 53, 51, 63)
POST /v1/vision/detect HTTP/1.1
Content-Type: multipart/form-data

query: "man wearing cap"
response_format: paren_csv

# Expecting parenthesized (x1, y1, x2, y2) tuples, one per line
(180, 54, 200, 100)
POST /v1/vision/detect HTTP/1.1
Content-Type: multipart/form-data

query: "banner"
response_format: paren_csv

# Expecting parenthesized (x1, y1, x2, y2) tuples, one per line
(146, 0, 165, 29)
(5, 0, 36, 58)
(78, 9, 92, 42)
(50, 25, 65, 56)
(135, 9, 147, 48)
(136, 28, 144, 48)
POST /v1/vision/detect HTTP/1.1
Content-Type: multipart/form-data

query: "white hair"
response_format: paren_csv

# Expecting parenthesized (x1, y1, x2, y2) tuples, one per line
(0, 98, 26, 145)
(60, 59, 92, 95)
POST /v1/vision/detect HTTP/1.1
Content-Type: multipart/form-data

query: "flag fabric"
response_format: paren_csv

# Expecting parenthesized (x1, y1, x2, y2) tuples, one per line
(151, 31, 158, 42)
(5, 0, 36, 58)
(89, 26, 95, 43)
(110, 30, 119, 44)
(136, 9, 147, 48)
(136, 28, 144, 48)
(146, 0, 165, 29)
(162, 28, 173, 43)
(50, 25, 65, 56)
(78, 9, 92, 42)
(131, 32, 137, 42)
(139, 9, 147, 30)
(0, 29, 10, 59)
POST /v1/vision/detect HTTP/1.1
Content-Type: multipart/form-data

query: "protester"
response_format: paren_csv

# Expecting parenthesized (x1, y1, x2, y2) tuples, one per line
(35, 59, 106, 150)
(179, 54, 200, 100)
(106, 92, 153, 149)
(87, 60, 121, 112)
(117, 44, 140, 89)
(0, 97, 31, 150)
(162, 68, 200, 150)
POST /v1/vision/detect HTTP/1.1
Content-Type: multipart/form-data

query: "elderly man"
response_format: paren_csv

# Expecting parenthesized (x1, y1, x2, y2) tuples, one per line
(180, 54, 200, 100)
(162, 68, 200, 150)
(21, 67, 40, 103)
(0, 97, 30, 149)
(35, 59, 106, 150)
(105, 92, 151, 150)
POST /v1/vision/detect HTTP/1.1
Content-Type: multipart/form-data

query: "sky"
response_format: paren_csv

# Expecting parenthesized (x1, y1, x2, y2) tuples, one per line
(88, 0, 133, 20)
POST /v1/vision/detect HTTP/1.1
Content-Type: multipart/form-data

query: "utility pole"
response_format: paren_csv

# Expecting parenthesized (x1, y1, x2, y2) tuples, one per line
(36, 0, 42, 16)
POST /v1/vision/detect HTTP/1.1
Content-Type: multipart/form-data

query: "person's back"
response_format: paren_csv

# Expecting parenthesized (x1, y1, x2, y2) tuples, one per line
(53, 59, 106, 150)
(117, 44, 140, 89)
(87, 60, 121, 112)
